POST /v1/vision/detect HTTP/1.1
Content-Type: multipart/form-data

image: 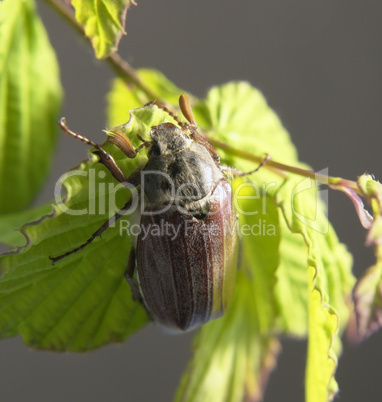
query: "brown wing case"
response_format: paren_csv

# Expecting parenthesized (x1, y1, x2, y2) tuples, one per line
(136, 179, 238, 332)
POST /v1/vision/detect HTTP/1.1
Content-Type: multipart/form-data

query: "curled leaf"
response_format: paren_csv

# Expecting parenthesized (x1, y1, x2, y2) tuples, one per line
(346, 175, 382, 340)
(353, 262, 382, 341)
(357, 175, 382, 246)
(329, 180, 373, 230)
(331, 174, 382, 341)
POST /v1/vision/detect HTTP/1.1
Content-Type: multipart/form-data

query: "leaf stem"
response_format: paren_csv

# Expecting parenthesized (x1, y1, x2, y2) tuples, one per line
(41, 0, 361, 196)
(209, 137, 362, 194)
(42, 0, 159, 100)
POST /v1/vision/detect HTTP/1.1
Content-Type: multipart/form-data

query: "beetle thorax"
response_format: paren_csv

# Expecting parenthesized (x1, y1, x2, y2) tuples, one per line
(149, 123, 192, 156)
(142, 123, 224, 214)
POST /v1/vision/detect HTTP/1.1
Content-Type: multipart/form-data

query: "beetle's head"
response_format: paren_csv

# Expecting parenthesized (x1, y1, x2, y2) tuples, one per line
(149, 123, 192, 157)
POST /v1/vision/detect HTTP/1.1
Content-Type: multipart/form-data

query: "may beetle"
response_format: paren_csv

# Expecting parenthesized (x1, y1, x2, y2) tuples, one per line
(52, 95, 263, 332)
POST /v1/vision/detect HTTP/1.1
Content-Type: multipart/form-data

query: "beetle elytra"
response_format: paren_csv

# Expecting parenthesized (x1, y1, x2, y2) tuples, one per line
(51, 94, 266, 332)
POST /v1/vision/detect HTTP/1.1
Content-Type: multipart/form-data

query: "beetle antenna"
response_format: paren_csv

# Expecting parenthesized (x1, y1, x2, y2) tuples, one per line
(107, 128, 154, 159)
(58, 118, 109, 158)
(145, 100, 186, 128)
(179, 93, 197, 127)
(145, 94, 198, 129)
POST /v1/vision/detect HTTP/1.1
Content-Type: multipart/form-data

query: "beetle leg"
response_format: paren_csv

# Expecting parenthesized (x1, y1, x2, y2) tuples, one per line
(52, 119, 144, 264)
(93, 150, 131, 185)
(146, 99, 186, 128)
(125, 249, 154, 319)
(50, 197, 137, 264)
(146, 94, 197, 128)
(93, 150, 142, 188)
(188, 127, 221, 164)
(221, 154, 271, 178)
(58, 118, 105, 154)
(236, 232, 244, 272)
(124, 248, 142, 302)
(59, 118, 135, 187)
(135, 134, 153, 153)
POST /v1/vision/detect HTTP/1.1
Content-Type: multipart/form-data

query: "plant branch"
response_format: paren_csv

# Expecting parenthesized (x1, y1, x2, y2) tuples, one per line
(209, 137, 362, 194)
(41, 0, 362, 196)
(42, 0, 159, 100)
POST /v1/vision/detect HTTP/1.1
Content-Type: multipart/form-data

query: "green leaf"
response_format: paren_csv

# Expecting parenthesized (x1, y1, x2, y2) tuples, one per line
(353, 262, 382, 340)
(275, 178, 354, 401)
(109, 79, 326, 400)
(176, 195, 281, 401)
(0, 72, 355, 402)
(0, 0, 62, 213)
(107, 69, 185, 127)
(187, 81, 355, 401)
(176, 273, 281, 402)
(0, 203, 53, 247)
(351, 175, 382, 340)
(72, 0, 134, 59)
(194, 81, 299, 167)
(306, 269, 339, 402)
(0, 105, 174, 351)
(330, 174, 382, 343)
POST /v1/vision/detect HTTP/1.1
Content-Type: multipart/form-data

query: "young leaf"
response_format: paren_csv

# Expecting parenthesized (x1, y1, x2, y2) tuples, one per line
(0, 105, 174, 351)
(0, 0, 62, 213)
(176, 273, 281, 402)
(0, 72, 355, 402)
(351, 175, 382, 340)
(71, 0, 134, 58)
(191, 81, 355, 402)
(107, 75, 355, 400)
(353, 262, 382, 340)
(176, 194, 281, 401)
(306, 271, 339, 402)
(274, 176, 354, 402)
(107, 69, 185, 127)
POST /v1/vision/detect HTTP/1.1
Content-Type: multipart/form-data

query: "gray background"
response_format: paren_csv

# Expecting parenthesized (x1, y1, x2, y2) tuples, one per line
(1, 0, 382, 401)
